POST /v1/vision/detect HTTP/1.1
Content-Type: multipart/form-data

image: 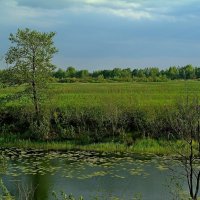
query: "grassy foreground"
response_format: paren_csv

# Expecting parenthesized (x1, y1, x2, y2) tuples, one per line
(0, 138, 183, 155)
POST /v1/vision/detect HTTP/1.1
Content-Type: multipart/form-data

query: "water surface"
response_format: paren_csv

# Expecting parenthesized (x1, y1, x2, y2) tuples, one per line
(0, 148, 188, 200)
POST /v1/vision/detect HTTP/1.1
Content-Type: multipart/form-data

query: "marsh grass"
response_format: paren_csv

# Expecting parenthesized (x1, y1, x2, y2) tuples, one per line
(0, 179, 13, 200)
(1, 81, 200, 142)
(0, 138, 185, 155)
(1, 81, 200, 108)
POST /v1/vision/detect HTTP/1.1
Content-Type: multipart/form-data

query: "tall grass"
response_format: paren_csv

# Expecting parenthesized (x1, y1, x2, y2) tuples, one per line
(0, 138, 182, 155)
(1, 81, 200, 109)
(1, 81, 200, 142)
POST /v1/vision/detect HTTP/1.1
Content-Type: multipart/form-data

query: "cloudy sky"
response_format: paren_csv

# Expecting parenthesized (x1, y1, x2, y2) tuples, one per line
(0, 0, 200, 70)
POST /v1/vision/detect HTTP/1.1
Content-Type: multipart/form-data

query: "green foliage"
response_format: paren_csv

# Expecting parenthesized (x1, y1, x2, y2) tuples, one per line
(1, 81, 200, 142)
(0, 179, 13, 200)
(4, 28, 58, 139)
(48, 64, 200, 83)
(5, 28, 58, 85)
(52, 191, 143, 200)
(29, 115, 50, 140)
(3, 64, 200, 84)
(52, 191, 83, 200)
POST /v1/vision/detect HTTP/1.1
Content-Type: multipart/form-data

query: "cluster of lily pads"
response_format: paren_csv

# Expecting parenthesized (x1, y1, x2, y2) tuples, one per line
(0, 148, 170, 180)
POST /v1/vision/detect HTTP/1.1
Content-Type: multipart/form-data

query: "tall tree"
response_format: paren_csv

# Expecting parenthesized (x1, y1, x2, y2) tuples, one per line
(5, 28, 58, 125)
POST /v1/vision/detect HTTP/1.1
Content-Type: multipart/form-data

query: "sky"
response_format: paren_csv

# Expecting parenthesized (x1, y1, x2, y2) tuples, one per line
(0, 0, 200, 70)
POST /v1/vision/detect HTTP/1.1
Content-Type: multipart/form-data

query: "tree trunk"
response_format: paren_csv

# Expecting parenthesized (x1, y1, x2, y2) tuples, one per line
(194, 172, 200, 200)
(32, 80, 40, 126)
(32, 51, 40, 126)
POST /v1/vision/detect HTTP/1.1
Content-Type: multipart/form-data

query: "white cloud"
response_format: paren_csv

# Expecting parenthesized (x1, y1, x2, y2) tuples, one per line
(108, 8, 152, 20)
(1, 0, 200, 27)
(81, 0, 152, 20)
(65, 0, 153, 20)
(0, 0, 63, 27)
(12, 0, 152, 21)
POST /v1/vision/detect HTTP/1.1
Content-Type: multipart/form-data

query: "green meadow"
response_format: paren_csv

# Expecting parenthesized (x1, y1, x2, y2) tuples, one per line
(48, 81, 200, 108)
(1, 80, 200, 109)
(1, 80, 200, 148)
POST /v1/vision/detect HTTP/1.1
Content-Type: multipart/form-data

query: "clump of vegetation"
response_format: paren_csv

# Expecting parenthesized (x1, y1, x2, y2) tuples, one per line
(0, 179, 13, 200)
(50, 64, 200, 83)
(1, 81, 200, 142)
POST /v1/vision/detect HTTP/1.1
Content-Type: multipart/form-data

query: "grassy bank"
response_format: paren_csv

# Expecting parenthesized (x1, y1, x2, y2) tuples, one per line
(0, 138, 182, 155)
(1, 81, 200, 142)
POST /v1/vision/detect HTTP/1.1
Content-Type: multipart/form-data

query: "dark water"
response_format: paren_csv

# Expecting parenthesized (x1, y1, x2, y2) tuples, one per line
(0, 149, 189, 200)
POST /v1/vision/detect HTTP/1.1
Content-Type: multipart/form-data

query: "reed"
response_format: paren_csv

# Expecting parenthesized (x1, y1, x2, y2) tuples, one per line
(0, 138, 182, 155)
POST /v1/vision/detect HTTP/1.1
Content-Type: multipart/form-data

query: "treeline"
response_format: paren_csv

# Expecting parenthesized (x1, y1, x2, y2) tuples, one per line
(52, 64, 200, 82)
(1, 64, 200, 85)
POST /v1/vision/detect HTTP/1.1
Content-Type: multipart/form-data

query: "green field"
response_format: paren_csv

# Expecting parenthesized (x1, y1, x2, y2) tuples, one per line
(1, 80, 200, 142)
(1, 80, 200, 109)
(49, 81, 200, 108)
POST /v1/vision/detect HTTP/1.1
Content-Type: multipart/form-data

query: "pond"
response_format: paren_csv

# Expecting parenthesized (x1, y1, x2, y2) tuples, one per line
(0, 148, 188, 200)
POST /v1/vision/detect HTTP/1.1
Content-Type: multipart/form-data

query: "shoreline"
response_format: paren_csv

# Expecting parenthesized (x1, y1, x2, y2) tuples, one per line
(0, 138, 180, 155)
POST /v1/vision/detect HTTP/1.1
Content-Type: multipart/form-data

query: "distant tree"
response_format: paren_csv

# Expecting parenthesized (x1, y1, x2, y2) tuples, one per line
(51, 65, 200, 82)
(132, 69, 138, 77)
(179, 65, 195, 79)
(159, 69, 166, 76)
(137, 69, 146, 78)
(53, 68, 66, 79)
(149, 67, 159, 78)
(121, 68, 132, 78)
(76, 70, 89, 78)
(102, 70, 112, 79)
(92, 70, 102, 78)
(97, 74, 105, 81)
(143, 68, 150, 77)
(5, 28, 58, 126)
(167, 66, 179, 80)
(111, 68, 122, 78)
(195, 67, 200, 79)
(66, 66, 76, 77)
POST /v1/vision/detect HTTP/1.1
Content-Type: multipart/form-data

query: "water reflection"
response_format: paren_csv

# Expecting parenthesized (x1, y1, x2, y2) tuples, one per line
(0, 149, 187, 200)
